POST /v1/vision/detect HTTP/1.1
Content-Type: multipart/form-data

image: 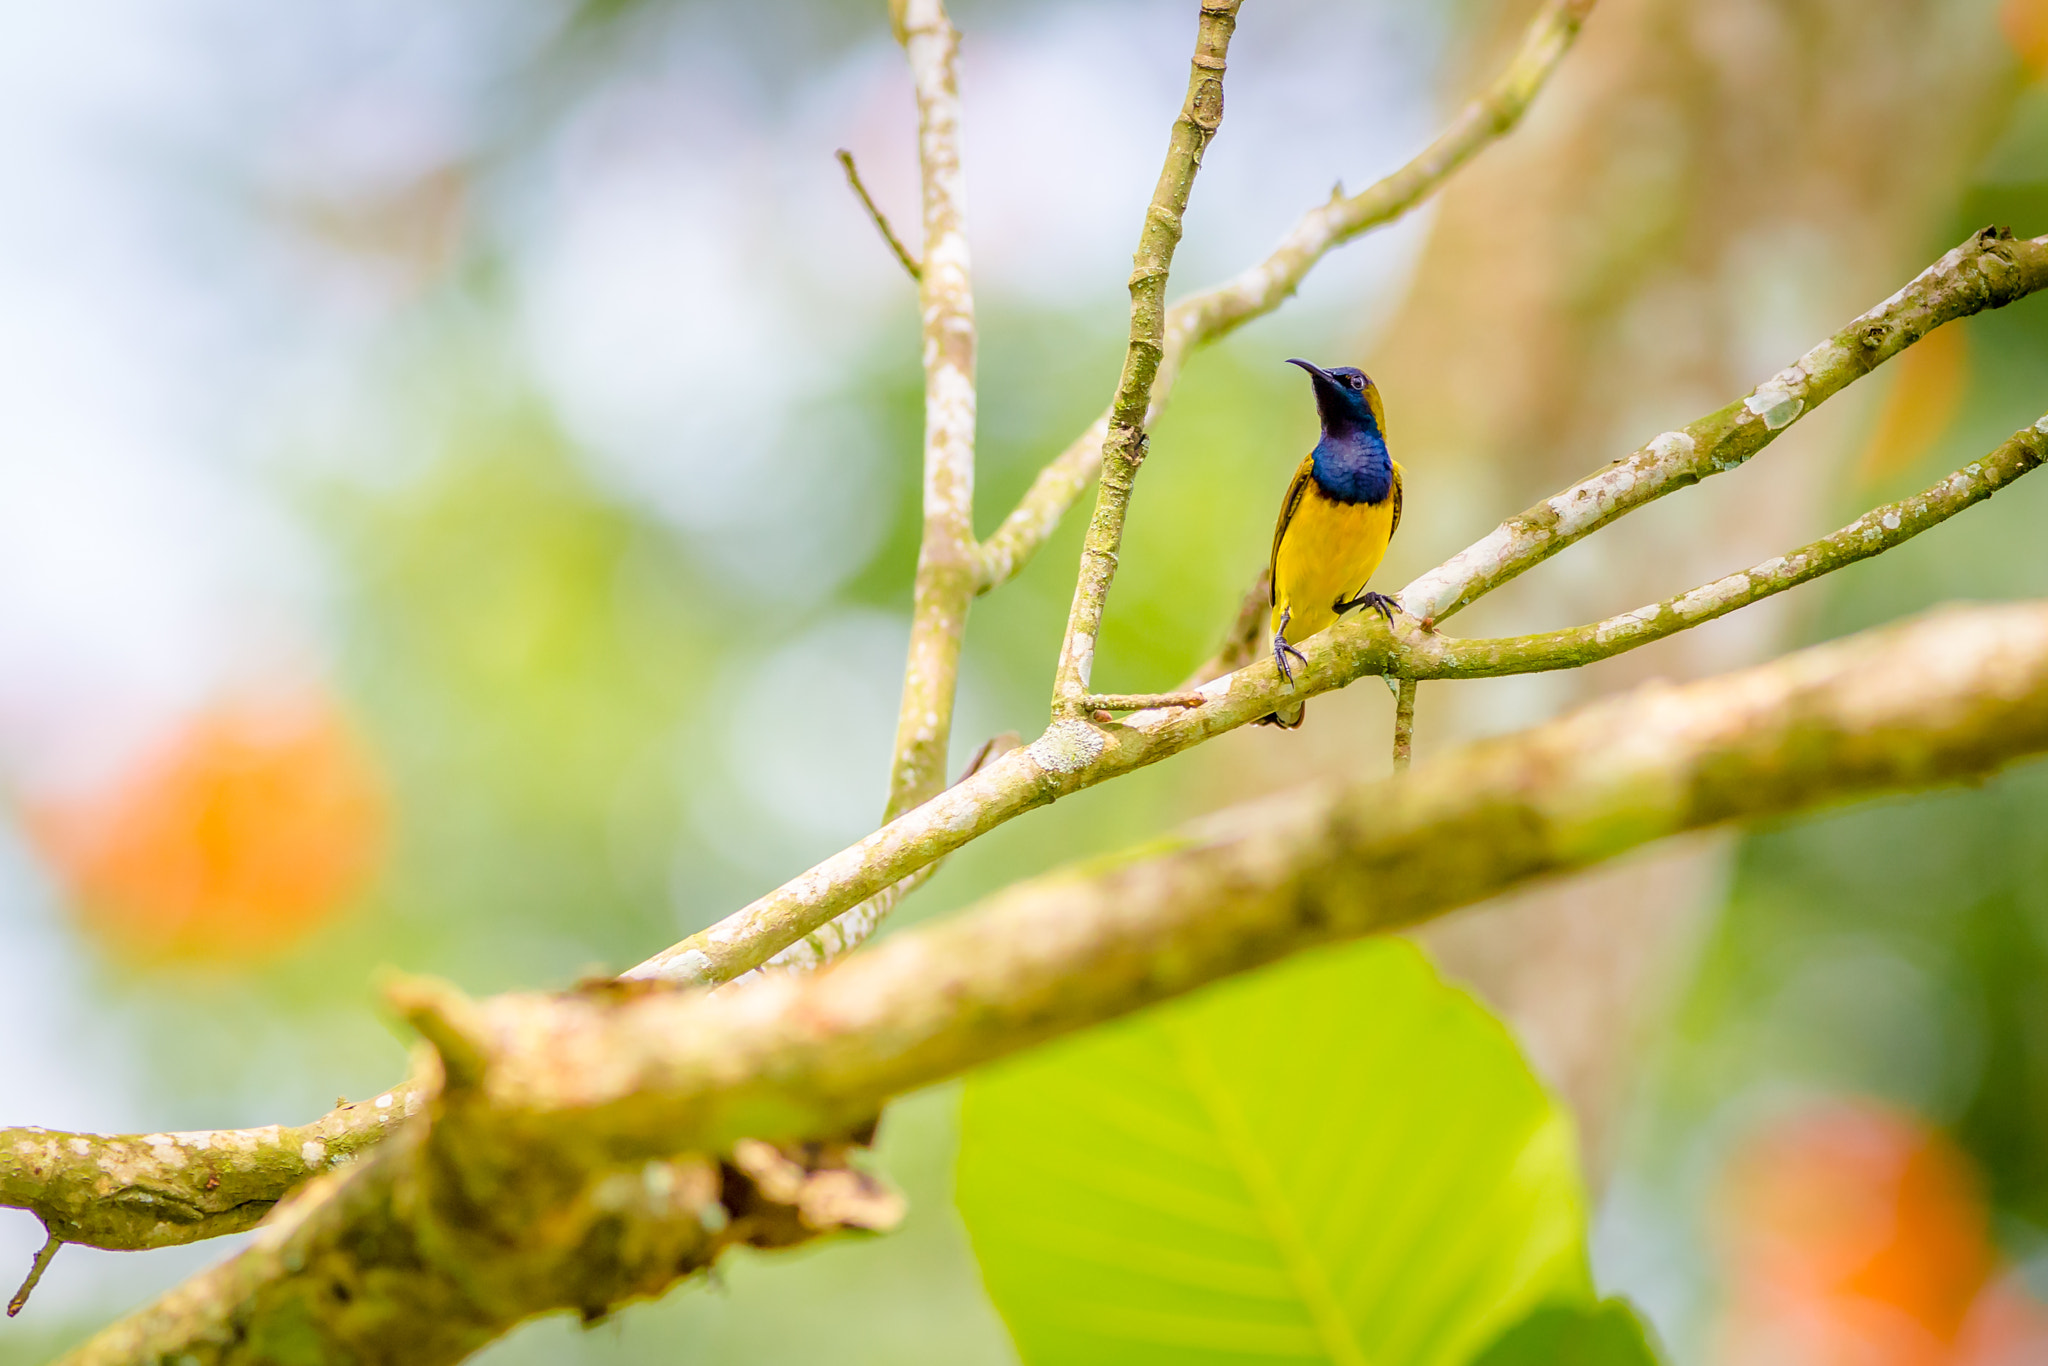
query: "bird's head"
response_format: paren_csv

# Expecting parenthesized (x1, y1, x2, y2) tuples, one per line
(1286, 358, 1386, 440)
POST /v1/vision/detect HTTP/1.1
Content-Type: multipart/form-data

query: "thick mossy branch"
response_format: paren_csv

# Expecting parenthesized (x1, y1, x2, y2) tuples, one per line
(1050, 0, 1242, 707)
(976, 0, 1599, 593)
(64, 602, 2048, 1365)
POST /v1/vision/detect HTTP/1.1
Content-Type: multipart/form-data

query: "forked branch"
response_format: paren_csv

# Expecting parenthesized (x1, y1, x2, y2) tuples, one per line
(976, 0, 1601, 592)
(61, 601, 2048, 1365)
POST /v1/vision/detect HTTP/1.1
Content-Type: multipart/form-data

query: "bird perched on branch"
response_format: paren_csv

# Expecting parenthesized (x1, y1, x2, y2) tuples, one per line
(1259, 358, 1404, 728)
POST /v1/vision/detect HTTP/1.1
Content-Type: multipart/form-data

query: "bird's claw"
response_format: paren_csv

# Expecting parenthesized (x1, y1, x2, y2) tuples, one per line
(1272, 608, 1308, 684)
(1335, 590, 1405, 627)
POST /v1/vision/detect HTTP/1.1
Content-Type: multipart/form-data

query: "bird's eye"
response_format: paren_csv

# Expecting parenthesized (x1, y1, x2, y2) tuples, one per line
(1350, 375, 1365, 391)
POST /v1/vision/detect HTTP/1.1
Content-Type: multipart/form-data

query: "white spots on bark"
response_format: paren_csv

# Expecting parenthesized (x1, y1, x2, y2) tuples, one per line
(1549, 461, 1641, 536)
(923, 362, 976, 527)
(1882, 511, 1903, 531)
(673, 950, 715, 980)
(1072, 632, 1095, 689)
(1401, 523, 1519, 620)
(1030, 719, 1106, 775)
(375, 1094, 393, 1109)
(1676, 574, 1753, 619)
(1596, 604, 1662, 645)
(1647, 430, 1696, 461)
(70, 1138, 90, 1157)
(300, 1140, 327, 1168)
(1745, 368, 1807, 431)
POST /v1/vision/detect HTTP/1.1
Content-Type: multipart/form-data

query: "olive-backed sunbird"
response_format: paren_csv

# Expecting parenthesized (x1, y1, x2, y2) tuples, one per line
(1259, 358, 1404, 728)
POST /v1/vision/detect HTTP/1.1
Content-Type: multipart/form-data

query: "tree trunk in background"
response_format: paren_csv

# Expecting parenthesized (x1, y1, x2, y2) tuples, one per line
(1232, 0, 2022, 1179)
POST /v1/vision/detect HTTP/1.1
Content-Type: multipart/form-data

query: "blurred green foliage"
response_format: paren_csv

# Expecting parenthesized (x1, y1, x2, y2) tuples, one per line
(957, 939, 1595, 1366)
(1630, 81, 2048, 1341)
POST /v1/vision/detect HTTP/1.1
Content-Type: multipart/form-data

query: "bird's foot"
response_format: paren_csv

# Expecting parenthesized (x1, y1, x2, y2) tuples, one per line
(1271, 609, 1308, 684)
(1335, 590, 1405, 627)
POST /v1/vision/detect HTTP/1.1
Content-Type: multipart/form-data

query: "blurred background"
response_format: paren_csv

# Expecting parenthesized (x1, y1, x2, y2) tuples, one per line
(3, 0, 2048, 1361)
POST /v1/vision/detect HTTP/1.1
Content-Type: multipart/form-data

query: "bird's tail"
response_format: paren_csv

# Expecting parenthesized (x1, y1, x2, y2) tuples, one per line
(1256, 700, 1305, 729)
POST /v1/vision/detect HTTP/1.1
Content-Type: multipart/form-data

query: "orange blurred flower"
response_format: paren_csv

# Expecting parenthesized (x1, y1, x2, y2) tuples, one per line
(2004, 0, 2048, 78)
(26, 688, 386, 963)
(1713, 1100, 2048, 1366)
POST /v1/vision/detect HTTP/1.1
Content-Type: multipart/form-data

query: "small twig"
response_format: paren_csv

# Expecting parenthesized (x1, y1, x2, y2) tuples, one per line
(836, 149, 921, 282)
(1082, 692, 1209, 716)
(1392, 679, 1417, 773)
(7, 1232, 60, 1317)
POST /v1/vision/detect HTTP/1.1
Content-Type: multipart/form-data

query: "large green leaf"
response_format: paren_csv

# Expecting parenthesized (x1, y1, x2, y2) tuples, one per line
(956, 938, 1591, 1366)
(1469, 1299, 1666, 1366)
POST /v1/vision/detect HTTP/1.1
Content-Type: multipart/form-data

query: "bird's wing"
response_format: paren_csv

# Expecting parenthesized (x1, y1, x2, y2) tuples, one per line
(1390, 460, 1404, 542)
(1268, 455, 1316, 605)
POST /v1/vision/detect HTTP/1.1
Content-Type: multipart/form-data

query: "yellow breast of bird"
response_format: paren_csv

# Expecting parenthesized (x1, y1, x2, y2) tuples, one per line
(1271, 481, 1397, 644)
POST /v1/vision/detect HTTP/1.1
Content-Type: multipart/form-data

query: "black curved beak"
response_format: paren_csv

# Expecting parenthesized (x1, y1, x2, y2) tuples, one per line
(1285, 357, 1329, 382)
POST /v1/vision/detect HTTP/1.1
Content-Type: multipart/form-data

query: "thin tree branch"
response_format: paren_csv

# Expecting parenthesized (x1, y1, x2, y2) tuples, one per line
(737, 732, 1019, 980)
(635, 229, 2048, 987)
(1049, 0, 1243, 709)
(1392, 678, 1417, 773)
(6, 1233, 60, 1318)
(773, 0, 981, 974)
(836, 148, 921, 281)
(975, 0, 1600, 594)
(1, 1091, 423, 1254)
(883, 0, 978, 824)
(64, 601, 2048, 1365)
(1392, 417, 2048, 680)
